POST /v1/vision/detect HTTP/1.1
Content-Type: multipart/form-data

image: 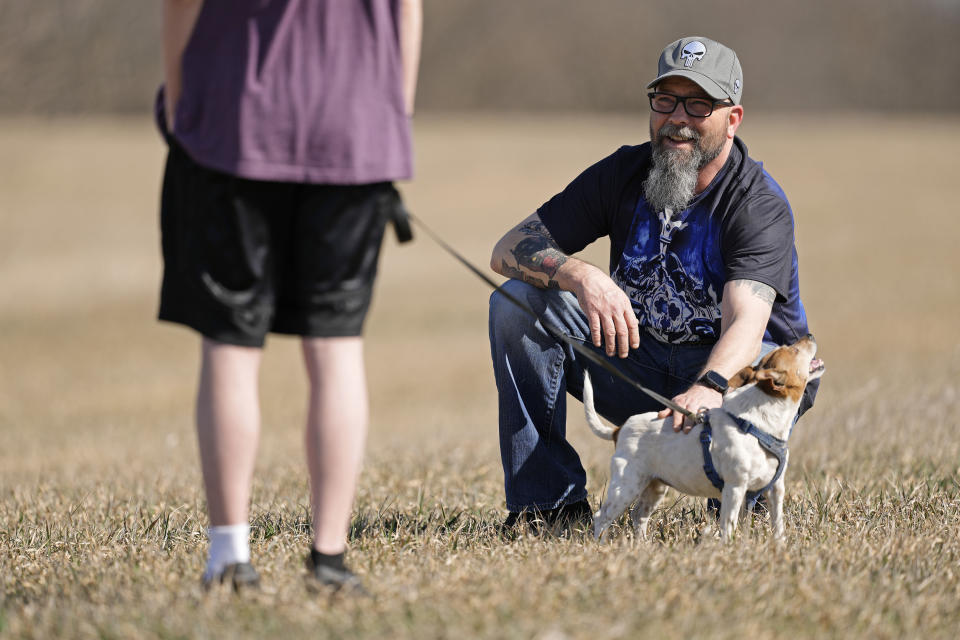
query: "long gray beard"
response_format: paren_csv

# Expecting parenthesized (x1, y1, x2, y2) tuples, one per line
(643, 148, 699, 214)
(643, 124, 724, 214)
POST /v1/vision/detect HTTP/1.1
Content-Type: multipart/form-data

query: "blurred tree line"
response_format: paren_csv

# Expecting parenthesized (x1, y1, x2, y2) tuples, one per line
(0, 0, 956, 114)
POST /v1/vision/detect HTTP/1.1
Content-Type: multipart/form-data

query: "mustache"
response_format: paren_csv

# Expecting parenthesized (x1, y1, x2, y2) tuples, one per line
(656, 124, 701, 143)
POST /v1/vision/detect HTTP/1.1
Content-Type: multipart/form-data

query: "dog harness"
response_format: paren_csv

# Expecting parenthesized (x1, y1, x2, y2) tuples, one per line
(699, 410, 788, 502)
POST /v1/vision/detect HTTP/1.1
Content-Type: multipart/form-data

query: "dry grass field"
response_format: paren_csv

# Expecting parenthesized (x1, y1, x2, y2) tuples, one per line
(1, 112, 959, 639)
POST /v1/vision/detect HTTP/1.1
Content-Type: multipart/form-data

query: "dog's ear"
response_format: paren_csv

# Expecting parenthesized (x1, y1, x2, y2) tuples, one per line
(755, 368, 788, 396)
(728, 366, 755, 390)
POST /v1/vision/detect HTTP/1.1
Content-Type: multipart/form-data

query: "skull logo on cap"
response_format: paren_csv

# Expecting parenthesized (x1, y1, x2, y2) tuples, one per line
(680, 41, 706, 68)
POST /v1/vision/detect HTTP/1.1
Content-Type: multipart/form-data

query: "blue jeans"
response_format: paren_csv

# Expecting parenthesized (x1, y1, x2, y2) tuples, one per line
(488, 280, 717, 512)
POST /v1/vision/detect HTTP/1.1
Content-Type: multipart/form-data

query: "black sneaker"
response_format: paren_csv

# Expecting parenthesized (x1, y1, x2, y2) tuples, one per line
(502, 499, 593, 534)
(202, 562, 261, 592)
(305, 551, 368, 596)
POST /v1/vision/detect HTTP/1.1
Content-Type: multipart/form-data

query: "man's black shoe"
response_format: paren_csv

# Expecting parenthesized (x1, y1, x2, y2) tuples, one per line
(502, 499, 593, 533)
(202, 562, 261, 592)
(305, 550, 368, 596)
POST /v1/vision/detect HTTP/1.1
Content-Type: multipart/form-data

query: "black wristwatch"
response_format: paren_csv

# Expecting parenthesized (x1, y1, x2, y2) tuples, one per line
(697, 370, 729, 394)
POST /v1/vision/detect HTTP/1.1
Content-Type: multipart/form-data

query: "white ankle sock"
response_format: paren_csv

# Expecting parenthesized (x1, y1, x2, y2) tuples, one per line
(204, 524, 251, 580)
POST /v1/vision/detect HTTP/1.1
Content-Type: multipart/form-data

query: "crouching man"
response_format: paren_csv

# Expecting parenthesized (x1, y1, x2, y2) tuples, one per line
(488, 36, 819, 529)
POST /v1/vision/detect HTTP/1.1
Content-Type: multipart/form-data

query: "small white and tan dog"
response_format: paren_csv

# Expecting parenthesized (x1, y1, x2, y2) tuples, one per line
(583, 335, 824, 541)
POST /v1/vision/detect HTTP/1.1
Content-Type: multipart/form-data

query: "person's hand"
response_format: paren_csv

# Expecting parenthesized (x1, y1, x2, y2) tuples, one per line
(658, 384, 723, 433)
(565, 263, 640, 358)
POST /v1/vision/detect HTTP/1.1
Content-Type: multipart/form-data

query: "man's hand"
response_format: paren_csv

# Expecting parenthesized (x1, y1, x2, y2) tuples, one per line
(658, 383, 722, 433)
(562, 262, 640, 358)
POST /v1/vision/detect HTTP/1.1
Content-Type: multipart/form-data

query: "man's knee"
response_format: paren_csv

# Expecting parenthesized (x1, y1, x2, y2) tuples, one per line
(489, 279, 540, 338)
(301, 336, 365, 382)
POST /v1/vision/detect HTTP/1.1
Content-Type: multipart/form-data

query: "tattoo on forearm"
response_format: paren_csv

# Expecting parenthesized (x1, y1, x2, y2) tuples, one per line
(518, 220, 548, 236)
(500, 260, 562, 289)
(510, 229, 568, 278)
(495, 219, 568, 289)
(733, 279, 776, 304)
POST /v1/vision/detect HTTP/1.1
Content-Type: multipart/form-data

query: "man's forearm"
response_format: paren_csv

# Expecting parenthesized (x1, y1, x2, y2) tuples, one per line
(162, 0, 204, 130)
(491, 215, 573, 289)
(696, 320, 764, 382)
(696, 279, 774, 382)
(490, 213, 623, 300)
(399, 0, 422, 116)
(662, 279, 772, 430)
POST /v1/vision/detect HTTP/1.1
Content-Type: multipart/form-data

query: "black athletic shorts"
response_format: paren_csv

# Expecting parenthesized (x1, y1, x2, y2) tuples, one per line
(158, 141, 406, 347)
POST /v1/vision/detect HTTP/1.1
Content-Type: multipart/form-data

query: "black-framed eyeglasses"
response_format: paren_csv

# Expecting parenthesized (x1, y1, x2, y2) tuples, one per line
(647, 92, 733, 118)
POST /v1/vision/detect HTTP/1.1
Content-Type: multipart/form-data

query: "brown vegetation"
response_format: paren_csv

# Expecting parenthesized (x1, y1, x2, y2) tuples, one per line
(1, 113, 959, 638)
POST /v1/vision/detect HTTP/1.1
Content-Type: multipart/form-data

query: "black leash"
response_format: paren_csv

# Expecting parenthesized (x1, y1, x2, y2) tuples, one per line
(405, 210, 698, 422)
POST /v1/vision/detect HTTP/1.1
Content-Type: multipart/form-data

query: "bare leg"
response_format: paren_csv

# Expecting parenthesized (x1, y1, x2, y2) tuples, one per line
(195, 338, 263, 526)
(302, 337, 369, 555)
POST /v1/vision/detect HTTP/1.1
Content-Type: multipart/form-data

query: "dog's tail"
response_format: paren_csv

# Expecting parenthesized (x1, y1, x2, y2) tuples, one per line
(583, 371, 617, 441)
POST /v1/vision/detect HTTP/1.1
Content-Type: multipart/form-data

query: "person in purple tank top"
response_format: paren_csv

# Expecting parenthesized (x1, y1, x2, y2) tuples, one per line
(157, 0, 422, 593)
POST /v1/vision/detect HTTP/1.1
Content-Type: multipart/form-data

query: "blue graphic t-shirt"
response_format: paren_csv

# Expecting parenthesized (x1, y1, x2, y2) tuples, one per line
(612, 202, 727, 343)
(537, 137, 811, 348)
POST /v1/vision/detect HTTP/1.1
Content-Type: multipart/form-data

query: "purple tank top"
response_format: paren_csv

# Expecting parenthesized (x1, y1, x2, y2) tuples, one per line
(164, 0, 412, 184)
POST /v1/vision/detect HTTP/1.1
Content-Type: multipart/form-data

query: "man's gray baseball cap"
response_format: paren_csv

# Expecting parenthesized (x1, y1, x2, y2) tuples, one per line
(646, 36, 743, 105)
